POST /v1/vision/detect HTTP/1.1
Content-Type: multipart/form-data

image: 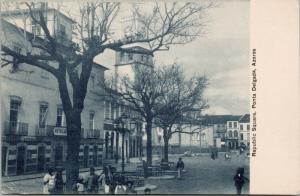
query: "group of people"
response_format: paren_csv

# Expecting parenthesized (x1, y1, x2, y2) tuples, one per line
(43, 166, 138, 194)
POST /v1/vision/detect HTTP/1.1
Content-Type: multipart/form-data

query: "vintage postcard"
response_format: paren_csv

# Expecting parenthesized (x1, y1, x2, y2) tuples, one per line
(0, 0, 299, 195)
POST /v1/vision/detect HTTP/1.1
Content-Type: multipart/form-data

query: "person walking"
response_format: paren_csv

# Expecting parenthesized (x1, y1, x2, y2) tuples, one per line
(43, 168, 56, 194)
(233, 168, 249, 195)
(85, 167, 99, 194)
(176, 157, 185, 179)
(211, 151, 215, 160)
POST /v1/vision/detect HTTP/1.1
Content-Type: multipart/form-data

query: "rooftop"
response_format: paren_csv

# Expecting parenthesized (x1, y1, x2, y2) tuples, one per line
(239, 114, 250, 123)
(202, 115, 242, 125)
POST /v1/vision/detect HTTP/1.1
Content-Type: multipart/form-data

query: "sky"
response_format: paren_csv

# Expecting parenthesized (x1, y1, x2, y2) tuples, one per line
(154, 0, 250, 115)
(95, 0, 250, 115)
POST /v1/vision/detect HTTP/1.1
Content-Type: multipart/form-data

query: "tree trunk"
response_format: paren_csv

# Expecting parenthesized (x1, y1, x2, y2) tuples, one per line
(163, 128, 169, 162)
(145, 118, 153, 165)
(65, 111, 82, 193)
(163, 135, 169, 162)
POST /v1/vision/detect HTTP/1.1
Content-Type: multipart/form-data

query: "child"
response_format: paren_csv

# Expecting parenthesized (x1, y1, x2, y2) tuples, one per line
(43, 168, 56, 194)
(76, 177, 85, 194)
(114, 181, 127, 194)
(125, 181, 137, 194)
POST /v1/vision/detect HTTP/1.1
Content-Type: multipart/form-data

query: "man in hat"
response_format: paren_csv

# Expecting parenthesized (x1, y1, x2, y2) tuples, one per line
(233, 168, 249, 195)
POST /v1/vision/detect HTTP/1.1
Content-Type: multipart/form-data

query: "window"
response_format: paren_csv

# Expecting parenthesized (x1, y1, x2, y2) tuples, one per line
(104, 101, 110, 119)
(58, 24, 66, 37)
(121, 105, 125, 114)
(32, 21, 41, 36)
(247, 124, 250, 130)
(233, 122, 237, 128)
(89, 112, 95, 130)
(110, 103, 115, 120)
(10, 99, 21, 123)
(228, 122, 232, 128)
(115, 104, 120, 119)
(240, 124, 243, 131)
(39, 103, 48, 128)
(56, 107, 64, 127)
(234, 130, 238, 138)
(120, 52, 125, 62)
(228, 131, 232, 137)
(240, 133, 244, 140)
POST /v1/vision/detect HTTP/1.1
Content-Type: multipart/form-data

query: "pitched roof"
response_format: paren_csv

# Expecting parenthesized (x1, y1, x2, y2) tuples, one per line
(202, 115, 242, 125)
(93, 62, 109, 70)
(239, 114, 250, 123)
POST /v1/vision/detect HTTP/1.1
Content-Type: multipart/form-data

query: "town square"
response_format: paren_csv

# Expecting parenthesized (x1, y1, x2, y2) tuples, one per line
(1, 0, 250, 194)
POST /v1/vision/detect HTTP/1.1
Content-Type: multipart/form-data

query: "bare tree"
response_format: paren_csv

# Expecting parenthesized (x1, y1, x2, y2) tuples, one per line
(154, 64, 208, 162)
(1, 1, 213, 190)
(105, 65, 169, 165)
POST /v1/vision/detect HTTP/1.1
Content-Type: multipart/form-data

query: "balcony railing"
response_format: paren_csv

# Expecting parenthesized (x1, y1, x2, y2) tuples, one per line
(4, 121, 28, 136)
(35, 125, 55, 136)
(81, 129, 100, 139)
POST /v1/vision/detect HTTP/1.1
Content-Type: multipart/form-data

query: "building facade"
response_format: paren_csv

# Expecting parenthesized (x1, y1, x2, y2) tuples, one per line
(238, 114, 250, 148)
(1, 8, 107, 176)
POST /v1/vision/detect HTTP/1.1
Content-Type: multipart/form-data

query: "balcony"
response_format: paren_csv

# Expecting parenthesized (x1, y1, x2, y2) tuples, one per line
(4, 121, 28, 136)
(81, 129, 100, 139)
(35, 125, 55, 136)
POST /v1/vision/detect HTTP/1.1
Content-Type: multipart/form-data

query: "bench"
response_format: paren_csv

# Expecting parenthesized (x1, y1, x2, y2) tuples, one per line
(114, 171, 145, 187)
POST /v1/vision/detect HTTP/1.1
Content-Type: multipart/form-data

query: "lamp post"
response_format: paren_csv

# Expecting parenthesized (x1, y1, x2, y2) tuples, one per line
(114, 117, 126, 174)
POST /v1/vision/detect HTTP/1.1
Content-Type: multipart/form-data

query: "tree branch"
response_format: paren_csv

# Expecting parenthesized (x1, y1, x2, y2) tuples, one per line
(2, 45, 58, 76)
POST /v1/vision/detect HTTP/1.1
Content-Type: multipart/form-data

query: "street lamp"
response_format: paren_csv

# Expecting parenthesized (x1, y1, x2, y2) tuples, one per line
(114, 116, 126, 174)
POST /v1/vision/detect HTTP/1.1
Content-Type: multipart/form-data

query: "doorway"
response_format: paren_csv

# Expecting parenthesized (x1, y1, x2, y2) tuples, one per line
(2, 146, 8, 176)
(93, 146, 98, 166)
(54, 145, 63, 167)
(37, 146, 45, 172)
(83, 146, 89, 168)
(16, 146, 26, 175)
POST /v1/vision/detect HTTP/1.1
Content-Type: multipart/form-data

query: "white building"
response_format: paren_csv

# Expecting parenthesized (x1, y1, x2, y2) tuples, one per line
(238, 114, 250, 148)
(1, 7, 107, 176)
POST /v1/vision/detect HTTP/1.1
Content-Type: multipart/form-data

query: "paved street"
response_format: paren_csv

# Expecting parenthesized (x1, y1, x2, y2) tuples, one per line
(1, 153, 249, 194)
(147, 153, 249, 194)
